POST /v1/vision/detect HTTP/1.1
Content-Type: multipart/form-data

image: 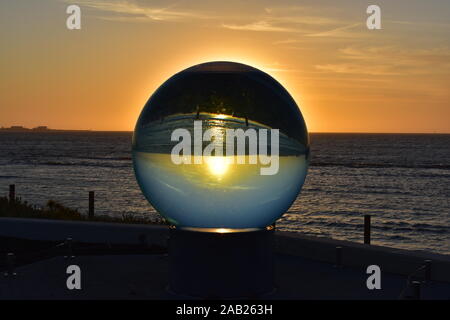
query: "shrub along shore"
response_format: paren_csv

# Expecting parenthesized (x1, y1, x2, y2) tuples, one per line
(0, 196, 165, 225)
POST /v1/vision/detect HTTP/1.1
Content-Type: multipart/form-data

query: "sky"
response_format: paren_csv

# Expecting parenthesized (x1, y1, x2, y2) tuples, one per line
(0, 0, 449, 133)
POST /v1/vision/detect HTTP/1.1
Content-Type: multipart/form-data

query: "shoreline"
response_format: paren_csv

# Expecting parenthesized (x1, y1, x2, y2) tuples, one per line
(2, 130, 450, 135)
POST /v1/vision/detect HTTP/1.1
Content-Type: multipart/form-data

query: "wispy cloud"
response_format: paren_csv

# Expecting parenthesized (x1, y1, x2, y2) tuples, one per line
(65, 0, 356, 38)
(306, 23, 363, 38)
(221, 5, 342, 33)
(267, 15, 340, 26)
(387, 20, 450, 28)
(316, 46, 450, 76)
(273, 38, 303, 45)
(263, 62, 302, 73)
(62, 0, 213, 22)
(315, 64, 401, 76)
(221, 20, 296, 32)
(340, 46, 450, 62)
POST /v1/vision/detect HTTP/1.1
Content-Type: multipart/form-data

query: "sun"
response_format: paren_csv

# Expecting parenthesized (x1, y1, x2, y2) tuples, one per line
(205, 156, 229, 177)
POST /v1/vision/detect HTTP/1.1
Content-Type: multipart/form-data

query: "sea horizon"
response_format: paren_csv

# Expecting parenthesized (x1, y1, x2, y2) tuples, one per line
(2, 128, 450, 135)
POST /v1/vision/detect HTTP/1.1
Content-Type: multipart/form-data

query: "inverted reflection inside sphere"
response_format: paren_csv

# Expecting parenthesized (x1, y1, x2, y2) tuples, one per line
(132, 61, 309, 229)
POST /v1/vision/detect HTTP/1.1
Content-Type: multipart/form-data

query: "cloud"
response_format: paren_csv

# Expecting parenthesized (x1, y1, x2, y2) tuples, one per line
(221, 20, 296, 32)
(221, 14, 343, 34)
(340, 46, 450, 66)
(306, 23, 363, 38)
(62, 0, 212, 22)
(387, 20, 450, 28)
(65, 0, 356, 39)
(273, 39, 303, 45)
(263, 62, 302, 73)
(315, 64, 401, 76)
(315, 46, 450, 76)
(222, 5, 342, 34)
(266, 15, 341, 26)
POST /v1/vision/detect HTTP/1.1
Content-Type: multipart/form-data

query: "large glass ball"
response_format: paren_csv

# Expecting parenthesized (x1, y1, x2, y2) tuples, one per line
(133, 61, 309, 229)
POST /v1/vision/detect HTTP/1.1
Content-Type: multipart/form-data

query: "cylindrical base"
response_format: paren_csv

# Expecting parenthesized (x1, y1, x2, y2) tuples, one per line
(168, 227, 275, 298)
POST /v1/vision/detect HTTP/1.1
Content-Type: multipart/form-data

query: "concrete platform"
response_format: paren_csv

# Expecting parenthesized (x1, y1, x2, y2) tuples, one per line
(1, 254, 449, 300)
(0, 218, 449, 299)
(1, 218, 449, 282)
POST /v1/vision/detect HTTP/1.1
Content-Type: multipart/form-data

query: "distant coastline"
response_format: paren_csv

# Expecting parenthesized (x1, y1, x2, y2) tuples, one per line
(0, 126, 92, 133)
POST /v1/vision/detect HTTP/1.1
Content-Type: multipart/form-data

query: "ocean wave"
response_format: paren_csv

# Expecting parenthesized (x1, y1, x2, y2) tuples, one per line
(281, 215, 449, 235)
(310, 161, 450, 170)
(39, 161, 131, 168)
(387, 235, 410, 240)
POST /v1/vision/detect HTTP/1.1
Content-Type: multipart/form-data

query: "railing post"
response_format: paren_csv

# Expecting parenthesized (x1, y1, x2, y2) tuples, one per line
(411, 281, 421, 300)
(364, 215, 371, 244)
(4, 253, 17, 277)
(89, 191, 95, 219)
(9, 184, 15, 203)
(64, 237, 75, 259)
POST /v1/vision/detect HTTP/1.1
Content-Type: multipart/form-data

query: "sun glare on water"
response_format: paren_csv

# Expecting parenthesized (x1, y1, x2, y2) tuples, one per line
(205, 156, 230, 177)
(214, 114, 229, 119)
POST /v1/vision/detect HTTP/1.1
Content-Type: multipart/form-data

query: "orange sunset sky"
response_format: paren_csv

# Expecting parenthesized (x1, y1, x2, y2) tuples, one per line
(1, 0, 449, 133)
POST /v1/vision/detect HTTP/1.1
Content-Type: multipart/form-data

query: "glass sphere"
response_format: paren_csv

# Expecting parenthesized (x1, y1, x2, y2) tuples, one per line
(132, 61, 309, 229)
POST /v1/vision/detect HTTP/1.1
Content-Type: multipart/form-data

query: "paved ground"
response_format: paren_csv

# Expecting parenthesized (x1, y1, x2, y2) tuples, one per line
(1, 253, 449, 300)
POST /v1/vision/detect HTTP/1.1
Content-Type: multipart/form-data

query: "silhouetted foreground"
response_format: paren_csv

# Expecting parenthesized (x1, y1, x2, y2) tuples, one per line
(0, 218, 449, 300)
(0, 196, 165, 225)
(1, 253, 449, 300)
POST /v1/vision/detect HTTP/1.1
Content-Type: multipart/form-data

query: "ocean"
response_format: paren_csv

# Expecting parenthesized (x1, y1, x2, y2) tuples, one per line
(0, 131, 449, 254)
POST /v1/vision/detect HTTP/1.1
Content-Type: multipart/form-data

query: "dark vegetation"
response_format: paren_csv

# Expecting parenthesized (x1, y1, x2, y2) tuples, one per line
(0, 196, 166, 225)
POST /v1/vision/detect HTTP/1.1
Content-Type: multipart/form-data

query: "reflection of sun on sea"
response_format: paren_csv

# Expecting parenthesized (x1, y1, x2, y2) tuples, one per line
(214, 114, 228, 120)
(205, 156, 229, 178)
